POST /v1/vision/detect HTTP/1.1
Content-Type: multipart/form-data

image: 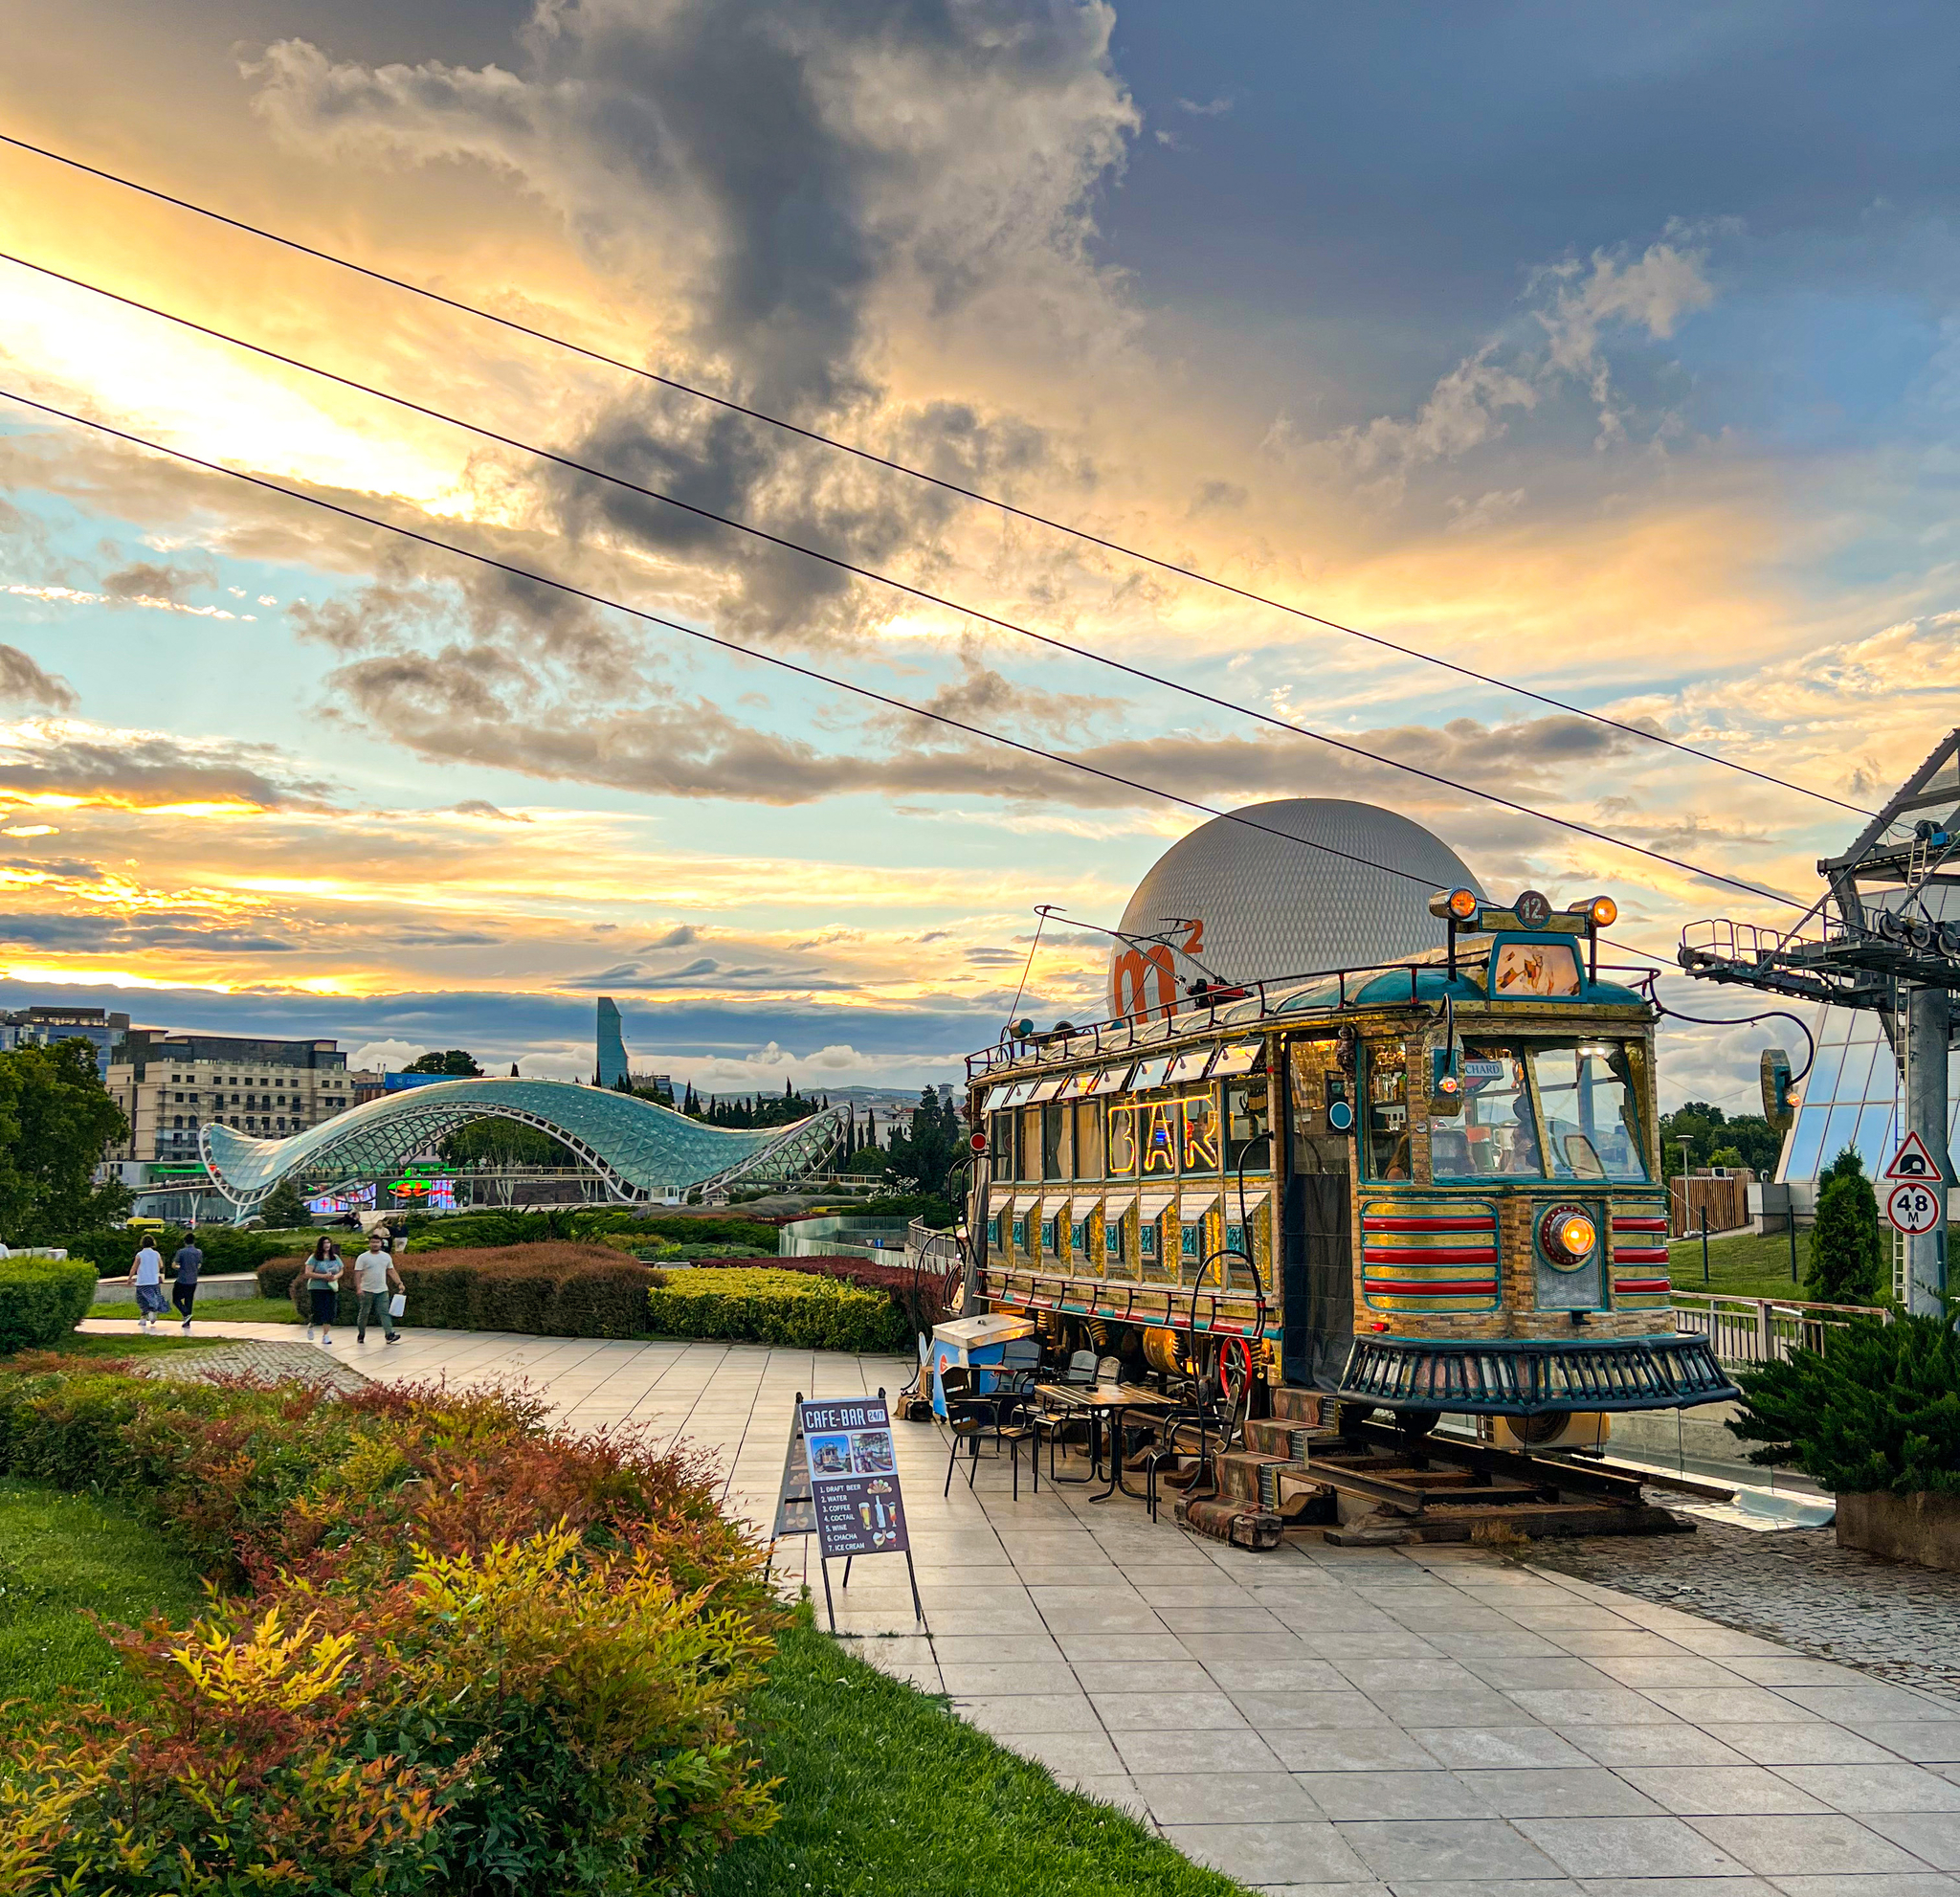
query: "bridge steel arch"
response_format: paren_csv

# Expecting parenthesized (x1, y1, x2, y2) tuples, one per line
(198, 1076, 845, 1215)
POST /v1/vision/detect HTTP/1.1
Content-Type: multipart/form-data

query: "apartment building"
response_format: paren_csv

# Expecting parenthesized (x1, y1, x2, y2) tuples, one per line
(104, 1031, 353, 1164)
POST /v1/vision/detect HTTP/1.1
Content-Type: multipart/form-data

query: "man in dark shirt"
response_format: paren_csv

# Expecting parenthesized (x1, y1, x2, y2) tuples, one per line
(171, 1235, 204, 1331)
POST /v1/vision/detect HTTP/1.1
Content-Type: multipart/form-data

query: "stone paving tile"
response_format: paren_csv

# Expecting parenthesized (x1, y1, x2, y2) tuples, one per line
(1266, 1729, 1444, 1772)
(1776, 1768, 1960, 1814)
(1338, 1819, 1567, 1882)
(1414, 1728, 1597, 1771)
(1465, 1770, 1667, 1819)
(1298, 1771, 1496, 1821)
(130, 1338, 369, 1393)
(1134, 1772, 1320, 1825)
(1559, 1726, 1753, 1768)
(1856, 1816, 1960, 1872)
(1686, 1816, 1932, 1876)
(1516, 1817, 1753, 1878)
(1767, 1879, 1960, 1897)
(1720, 1727, 1914, 1767)
(1161, 1819, 1375, 1885)
(1616, 1768, 1831, 1815)
(1115, 1726, 1284, 1774)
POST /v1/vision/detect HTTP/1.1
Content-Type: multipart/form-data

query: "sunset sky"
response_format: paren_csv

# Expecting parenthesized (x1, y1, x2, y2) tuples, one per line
(1, 1, 1956, 1105)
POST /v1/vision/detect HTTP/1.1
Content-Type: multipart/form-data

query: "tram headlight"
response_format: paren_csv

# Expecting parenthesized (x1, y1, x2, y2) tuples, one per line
(1539, 1204, 1597, 1264)
(1429, 886, 1481, 922)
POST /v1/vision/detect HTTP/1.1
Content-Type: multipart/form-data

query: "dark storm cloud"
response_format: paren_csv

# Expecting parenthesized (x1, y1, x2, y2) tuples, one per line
(0, 645, 77, 711)
(252, 0, 1138, 645)
(0, 913, 302, 954)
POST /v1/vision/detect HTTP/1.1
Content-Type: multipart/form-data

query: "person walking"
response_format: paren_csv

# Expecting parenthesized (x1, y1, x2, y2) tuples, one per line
(354, 1232, 405, 1346)
(127, 1235, 166, 1332)
(170, 1231, 204, 1331)
(301, 1235, 344, 1345)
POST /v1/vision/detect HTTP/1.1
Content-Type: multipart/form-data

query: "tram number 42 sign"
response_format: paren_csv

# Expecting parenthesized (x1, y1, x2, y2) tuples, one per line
(1886, 1180, 1943, 1236)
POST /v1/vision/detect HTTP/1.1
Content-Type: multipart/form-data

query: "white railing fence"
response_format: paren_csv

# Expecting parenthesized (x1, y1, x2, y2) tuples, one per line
(1670, 1292, 1889, 1372)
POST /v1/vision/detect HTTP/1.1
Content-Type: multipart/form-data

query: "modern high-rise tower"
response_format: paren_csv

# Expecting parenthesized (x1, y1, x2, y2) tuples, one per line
(595, 997, 628, 1089)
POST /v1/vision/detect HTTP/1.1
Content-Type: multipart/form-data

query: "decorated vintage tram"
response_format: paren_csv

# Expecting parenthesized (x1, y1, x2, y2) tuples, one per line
(964, 883, 1738, 1432)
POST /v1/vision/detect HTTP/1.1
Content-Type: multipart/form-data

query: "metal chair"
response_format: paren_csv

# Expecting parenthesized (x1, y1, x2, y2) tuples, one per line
(943, 1391, 1042, 1500)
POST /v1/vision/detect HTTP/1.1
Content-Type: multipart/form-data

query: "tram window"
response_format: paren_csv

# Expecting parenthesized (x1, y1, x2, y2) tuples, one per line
(1041, 1105, 1071, 1180)
(1362, 1042, 1412, 1179)
(1108, 1105, 1139, 1175)
(990, 1112, 1017, 1178)
(1140, 1100, 1178, 1174)
(1181, 1093, 1222, 1172)
(1225, 1078, 1271, 1171)
(1019, 1107, 1041, 1179)
(1445, 1042, 1544, 1177)
(1532, 1041, 1649, 1181)
(1074, 1099, 1105, 1178)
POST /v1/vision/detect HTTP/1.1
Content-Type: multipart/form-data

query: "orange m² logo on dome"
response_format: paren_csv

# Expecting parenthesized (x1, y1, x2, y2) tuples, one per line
(1110, 919, 1205, 1022)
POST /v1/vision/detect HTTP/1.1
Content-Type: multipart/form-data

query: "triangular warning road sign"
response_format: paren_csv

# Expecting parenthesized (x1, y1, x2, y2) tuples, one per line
(1882, 1129, 1944, 1183)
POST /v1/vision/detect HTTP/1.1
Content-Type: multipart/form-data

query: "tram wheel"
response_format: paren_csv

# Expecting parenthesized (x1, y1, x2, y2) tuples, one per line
(1211, 1336, 1256, 1413)
(1392, 1408, 1440, 1440)
(1507, 1412, 1570, 1447)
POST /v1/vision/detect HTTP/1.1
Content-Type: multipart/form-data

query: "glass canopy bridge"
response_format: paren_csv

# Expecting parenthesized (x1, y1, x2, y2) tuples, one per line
(197, 1076, 845, 1217)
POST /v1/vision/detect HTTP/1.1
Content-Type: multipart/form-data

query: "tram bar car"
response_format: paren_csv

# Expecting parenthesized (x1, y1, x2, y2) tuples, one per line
(964, 885, 1738, 1466)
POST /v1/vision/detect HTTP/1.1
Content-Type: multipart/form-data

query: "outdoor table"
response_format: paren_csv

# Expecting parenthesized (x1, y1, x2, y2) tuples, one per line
(1031, 1382, 1184, 1501)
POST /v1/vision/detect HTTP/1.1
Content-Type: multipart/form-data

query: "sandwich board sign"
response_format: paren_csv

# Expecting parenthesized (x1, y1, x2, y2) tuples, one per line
(771, 1389, 924, 1634)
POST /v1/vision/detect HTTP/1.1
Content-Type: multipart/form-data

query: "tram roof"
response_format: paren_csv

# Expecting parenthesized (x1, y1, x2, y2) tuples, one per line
(968, 948, 1654, 1085)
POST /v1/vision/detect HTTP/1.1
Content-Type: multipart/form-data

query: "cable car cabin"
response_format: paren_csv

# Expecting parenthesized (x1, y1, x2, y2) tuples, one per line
(965, 889, 1738, 1425)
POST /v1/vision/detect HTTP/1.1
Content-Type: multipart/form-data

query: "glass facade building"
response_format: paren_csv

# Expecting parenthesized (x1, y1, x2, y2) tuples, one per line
(200, 1074, 842, 1214)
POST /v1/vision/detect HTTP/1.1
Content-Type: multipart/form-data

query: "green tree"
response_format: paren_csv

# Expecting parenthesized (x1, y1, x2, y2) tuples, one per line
(0, 1038, 130, 1241)
(257, 1175, 312, 1229)
(403, 1049, 484, 1077)
(1659, 1102, 1785, 1177)
(1807, 1147, 1886, 1306)
(884, 1089, 963, 1201)
(440, 1118, 568, 1166)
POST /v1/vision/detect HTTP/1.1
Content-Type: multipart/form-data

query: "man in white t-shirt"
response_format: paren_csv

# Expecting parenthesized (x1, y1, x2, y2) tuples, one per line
(353, 1233, 405, 1345)
(126, 1237, 166, 1332)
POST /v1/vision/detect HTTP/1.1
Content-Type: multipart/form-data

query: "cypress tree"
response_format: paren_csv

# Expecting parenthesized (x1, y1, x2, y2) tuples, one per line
(1807, 1147, 1886, 1306)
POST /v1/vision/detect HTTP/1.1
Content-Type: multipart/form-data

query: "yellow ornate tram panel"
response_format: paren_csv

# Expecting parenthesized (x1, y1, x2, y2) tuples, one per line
(1359, 1197, 1501, 1315)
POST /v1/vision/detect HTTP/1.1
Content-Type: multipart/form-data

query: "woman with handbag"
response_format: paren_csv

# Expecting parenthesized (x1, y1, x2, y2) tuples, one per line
(302, 1235, 344, 1345)
(354, 1232, 405, 1345)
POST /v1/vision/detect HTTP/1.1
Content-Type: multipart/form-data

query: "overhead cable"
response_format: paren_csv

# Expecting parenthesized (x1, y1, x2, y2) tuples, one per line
(0, 129, 1874, 822)
(0, 248, 1813, 915)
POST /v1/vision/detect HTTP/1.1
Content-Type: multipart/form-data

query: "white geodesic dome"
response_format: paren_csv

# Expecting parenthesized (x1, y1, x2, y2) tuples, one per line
(1109, 798, 1483, 1018)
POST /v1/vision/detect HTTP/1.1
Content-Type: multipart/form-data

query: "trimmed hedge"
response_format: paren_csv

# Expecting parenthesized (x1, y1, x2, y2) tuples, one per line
(259, 1243, 659, 1337)
(55, 1226, 320, 1277)
(726, 1254, 953, 1337)
(647, 1267, 909, 1353)
(0, 1257, 98, 1353)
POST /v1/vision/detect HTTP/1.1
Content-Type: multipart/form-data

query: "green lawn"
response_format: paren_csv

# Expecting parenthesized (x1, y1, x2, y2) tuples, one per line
(701, 1618, 1236, 1897)
(29, 1332, 223, 1361)
(0, 1478, 205, 1723)
(88, 1296, 302, 1326)
(1669, 1227, 1823, 1301)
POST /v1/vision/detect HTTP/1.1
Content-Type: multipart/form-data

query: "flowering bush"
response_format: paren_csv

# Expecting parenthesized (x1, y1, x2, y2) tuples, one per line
(0, 1364, 781, 1893)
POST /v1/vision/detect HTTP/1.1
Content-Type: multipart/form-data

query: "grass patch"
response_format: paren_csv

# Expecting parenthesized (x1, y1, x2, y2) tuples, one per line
(22, 1333, 222, 1361)
(700, 1618, 1236, 1897)
(1668, 1229, 1817, 1302)
(88, 1296, 302, 1326)
(0, 1477, 205, 1722)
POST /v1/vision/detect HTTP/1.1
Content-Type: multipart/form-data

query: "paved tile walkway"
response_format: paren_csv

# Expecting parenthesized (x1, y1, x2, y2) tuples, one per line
(80, 1316, 1960, 1896)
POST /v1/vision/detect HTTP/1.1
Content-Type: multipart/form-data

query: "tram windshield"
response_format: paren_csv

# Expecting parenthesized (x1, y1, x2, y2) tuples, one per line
(1533, 1039, 1648, 1182)
(1441, 1042, 1540, 1177)
(1433, 1038, 1648, 1182)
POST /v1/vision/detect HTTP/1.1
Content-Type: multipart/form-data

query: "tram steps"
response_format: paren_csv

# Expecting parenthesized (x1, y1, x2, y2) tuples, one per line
(1269, 1386, 1326, 1426)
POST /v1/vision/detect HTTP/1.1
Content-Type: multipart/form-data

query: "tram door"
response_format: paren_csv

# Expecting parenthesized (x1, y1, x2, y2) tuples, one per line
(1281, 1037, 1356, 1390)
